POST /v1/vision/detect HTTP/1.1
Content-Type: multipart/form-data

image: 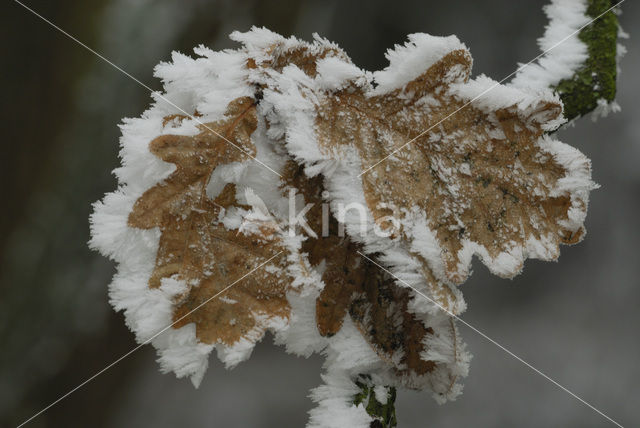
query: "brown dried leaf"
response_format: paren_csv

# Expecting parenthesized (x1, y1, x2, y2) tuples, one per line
(281, 162, 363, 337)
(313, 51, 579, 284)
(256, 39, 584, 296)
(128, 97, 291, 346)
(349, 272, 437, 379)
(282, 161, 438, 381)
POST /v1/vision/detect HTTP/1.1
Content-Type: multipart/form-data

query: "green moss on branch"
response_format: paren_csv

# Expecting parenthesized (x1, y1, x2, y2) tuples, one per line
(554, 0, 620, 120)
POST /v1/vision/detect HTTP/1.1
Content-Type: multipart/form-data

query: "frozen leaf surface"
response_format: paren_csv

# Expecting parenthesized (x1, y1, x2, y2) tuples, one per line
(127, 97, 294, 348)
(242, 29, 594, 315)
(283, 161, 466, 397)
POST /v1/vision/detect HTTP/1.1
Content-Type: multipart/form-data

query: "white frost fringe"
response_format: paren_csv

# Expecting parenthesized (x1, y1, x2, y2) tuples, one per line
(511, 0, 590, 90)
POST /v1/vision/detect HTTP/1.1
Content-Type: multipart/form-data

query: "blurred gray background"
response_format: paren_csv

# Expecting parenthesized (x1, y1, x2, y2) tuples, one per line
(2, 0, 638, 426)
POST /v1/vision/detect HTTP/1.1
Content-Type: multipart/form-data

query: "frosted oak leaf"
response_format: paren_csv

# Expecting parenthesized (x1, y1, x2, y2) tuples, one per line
(240, 30, 594, 317)
(283, 161, 467, 398)
(127, 97, 295, 357)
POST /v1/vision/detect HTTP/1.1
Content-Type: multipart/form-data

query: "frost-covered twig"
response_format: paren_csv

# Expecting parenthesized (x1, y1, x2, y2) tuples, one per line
(512, 0, 624, 120)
